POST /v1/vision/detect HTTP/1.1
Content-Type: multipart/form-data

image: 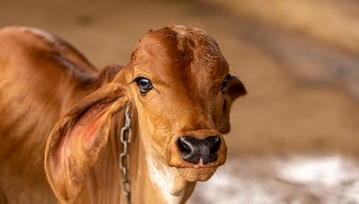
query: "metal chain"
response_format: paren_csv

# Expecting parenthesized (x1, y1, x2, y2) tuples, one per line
(119, 105, 132, 204)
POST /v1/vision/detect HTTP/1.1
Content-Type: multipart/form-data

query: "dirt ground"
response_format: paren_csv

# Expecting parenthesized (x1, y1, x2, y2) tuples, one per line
(1, 0, 359, 203)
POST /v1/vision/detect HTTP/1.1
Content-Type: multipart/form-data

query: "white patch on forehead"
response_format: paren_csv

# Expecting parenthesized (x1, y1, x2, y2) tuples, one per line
(146, 156, 183, 204)
(19, 26, 57, 44)
(172, 24, 187, 30)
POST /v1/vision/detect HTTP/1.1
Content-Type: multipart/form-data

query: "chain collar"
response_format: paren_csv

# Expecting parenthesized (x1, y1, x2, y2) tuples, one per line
(119, 105, 132, 204)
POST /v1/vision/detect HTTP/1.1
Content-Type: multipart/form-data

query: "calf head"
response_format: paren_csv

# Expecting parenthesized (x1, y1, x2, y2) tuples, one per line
(45, 25, 246, 203)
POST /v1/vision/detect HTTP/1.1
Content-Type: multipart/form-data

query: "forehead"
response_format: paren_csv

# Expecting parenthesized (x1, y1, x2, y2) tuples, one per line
(131, 25, 229, 84)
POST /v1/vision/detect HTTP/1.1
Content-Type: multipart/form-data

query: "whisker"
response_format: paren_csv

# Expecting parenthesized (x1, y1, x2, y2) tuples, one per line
(229, 64, 249, 80)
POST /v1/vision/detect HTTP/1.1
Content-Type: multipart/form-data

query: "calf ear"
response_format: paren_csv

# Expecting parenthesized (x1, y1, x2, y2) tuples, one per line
(219, 76, 247, 134)
(44, 83, 127, 203)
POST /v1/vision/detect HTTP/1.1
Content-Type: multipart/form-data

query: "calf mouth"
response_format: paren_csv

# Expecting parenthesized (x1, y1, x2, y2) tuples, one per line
(166, 141, 227, 182)
(164, 129, 227, 181)
(180, 157, 224, 168)
(176, 166, 219, 182)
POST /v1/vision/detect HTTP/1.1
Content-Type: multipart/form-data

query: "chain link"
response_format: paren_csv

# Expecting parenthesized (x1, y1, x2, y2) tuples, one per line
(120, 105, 132, 204)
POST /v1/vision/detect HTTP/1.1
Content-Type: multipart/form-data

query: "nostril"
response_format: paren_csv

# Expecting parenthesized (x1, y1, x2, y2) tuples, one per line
(209, 136, 221, 155)
(177, 137, 192, 153)
(202, 136, 221, 164)
(177, 136, 200, 164)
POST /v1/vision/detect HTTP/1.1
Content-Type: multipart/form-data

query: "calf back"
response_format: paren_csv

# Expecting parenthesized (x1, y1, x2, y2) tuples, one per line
(0, 27, 100, 203)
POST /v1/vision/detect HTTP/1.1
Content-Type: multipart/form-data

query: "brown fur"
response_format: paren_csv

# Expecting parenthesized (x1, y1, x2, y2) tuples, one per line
(0, 25, 246, 203)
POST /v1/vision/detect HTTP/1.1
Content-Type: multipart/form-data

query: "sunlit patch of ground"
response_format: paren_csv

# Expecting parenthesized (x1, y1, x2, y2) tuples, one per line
(189, 155, 359, 204)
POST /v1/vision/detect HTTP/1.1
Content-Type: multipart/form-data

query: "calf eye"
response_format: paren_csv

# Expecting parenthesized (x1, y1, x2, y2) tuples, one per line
(135, 77, 153, 95)
(221, 75, 231, 93)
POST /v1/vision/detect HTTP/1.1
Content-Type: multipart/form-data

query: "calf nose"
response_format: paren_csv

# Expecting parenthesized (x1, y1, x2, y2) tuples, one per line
(177, 136, 221, 164)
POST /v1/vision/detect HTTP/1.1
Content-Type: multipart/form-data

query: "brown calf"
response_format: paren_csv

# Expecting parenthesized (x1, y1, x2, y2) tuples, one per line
(0, 25, 246, 204)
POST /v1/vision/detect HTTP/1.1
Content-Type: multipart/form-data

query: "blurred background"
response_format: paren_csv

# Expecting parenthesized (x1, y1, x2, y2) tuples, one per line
(1, 0, 359, 203)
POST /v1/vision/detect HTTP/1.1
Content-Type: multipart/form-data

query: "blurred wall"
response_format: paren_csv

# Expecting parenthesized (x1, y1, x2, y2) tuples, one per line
(1, 0, 359, 155)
